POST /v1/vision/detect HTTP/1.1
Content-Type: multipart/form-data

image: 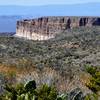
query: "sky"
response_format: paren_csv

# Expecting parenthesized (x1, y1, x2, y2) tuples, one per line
(0, 0, 100, 5)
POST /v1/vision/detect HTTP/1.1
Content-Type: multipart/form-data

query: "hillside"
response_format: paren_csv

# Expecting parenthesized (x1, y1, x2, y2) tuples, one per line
(0, 26, 100, 95)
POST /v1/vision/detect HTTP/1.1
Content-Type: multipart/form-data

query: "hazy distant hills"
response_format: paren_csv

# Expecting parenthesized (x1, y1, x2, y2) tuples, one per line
(0, 3, 100, 32)
(0, 16, 34, 32)
(0, 16, 22, 32)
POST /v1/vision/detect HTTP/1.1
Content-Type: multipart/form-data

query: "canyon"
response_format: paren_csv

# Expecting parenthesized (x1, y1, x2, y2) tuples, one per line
(16, 16, 100, 40)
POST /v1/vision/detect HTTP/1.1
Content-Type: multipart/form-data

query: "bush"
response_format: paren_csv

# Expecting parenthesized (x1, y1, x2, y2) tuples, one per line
(0, 80, 88, 100)
(35, 84, 57, 100)
(86, 66, 97, 77)
(86, 66, 100, 94)
(85, 93, 98, 100)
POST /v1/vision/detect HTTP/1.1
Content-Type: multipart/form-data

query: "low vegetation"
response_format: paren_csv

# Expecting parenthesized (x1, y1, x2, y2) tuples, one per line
(0, 75, 100, 100)
(0, 26, 100, 99)
(85, 66, 100, 99)
(0, 80, 94, 100)
(0, 66, 100, 100)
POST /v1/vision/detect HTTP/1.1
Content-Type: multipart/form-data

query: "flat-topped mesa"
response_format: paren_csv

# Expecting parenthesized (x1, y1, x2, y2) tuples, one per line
(16, 16, 100, 40)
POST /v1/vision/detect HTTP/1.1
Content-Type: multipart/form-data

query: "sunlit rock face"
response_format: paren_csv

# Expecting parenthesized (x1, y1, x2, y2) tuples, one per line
(15, 16, 100, 40)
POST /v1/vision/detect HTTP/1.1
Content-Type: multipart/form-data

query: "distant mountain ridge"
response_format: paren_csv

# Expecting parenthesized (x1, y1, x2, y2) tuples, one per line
(0, 3, 100, 16)
(0, 16, 34, 32)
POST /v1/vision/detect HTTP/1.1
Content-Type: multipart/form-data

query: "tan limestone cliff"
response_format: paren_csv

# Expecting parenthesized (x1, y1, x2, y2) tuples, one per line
(16, 16, 100, 40)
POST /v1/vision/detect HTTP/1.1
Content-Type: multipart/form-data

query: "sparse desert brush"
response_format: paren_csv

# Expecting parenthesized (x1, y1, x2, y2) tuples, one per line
(79, 72, 92, 86)
(16, 57, 34, 69)
(15, 66, 60, 87)
(0, 26, 100, 97)
(0, 64, 17, 84)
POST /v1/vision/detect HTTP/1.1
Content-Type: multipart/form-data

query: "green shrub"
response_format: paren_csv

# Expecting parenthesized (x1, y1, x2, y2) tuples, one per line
(86, 66, 97, 77)
(35, 84, 57, 100)
(0, 80, 88, 100)
(85, 93, 98, 100)
(1, 80, 36, 100)
(86, 66, 100, 94)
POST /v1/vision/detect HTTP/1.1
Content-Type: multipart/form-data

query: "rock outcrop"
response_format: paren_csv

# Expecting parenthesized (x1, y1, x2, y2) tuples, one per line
(16, 16, 100, 40)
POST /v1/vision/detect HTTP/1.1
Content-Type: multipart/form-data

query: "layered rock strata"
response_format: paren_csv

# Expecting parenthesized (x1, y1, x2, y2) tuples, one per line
(16, 16, 100, 40)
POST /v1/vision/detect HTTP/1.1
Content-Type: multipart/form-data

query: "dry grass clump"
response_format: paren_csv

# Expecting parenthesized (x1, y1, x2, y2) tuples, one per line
(0, 63, 91, 93)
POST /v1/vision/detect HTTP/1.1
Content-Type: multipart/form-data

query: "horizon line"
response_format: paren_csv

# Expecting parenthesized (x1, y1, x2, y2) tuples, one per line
(0, 2, 100, 6)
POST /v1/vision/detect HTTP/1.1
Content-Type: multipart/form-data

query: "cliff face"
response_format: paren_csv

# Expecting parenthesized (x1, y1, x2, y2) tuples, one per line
(16, 16, 100, 40)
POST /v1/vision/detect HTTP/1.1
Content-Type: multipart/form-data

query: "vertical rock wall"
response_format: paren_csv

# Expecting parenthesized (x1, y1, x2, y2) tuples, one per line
(16, 16, 100, 40)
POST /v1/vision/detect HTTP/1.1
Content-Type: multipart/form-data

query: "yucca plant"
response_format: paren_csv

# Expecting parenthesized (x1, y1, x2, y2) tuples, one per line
(57, 88, 85, 100)
(57, 94, 68, 100)
(1, 80, 96, 100)
(67, 88, 84, 100)
(35, 84, 57, 100)
(2, 80, 36, 100)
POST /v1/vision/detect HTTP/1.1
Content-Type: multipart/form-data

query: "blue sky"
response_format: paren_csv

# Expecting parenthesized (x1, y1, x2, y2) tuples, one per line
(0, 0, 100, 5)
